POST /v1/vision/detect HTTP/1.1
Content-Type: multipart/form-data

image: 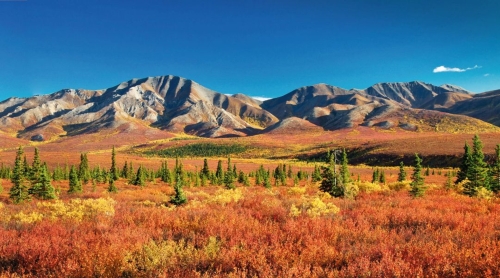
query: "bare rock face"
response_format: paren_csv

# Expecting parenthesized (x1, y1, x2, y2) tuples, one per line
(0, 75, 278, 139)
(30, 134, 44, 141)
(0, 76, 497, 140)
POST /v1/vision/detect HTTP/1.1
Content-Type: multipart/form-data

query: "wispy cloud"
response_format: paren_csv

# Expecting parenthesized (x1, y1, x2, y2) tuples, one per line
(253, 97, 271, 101)
(484, 73, 490, 77)
(433, 65, 481, 73)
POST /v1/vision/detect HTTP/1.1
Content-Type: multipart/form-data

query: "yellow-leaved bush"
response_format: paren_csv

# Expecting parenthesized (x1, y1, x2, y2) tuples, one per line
(289, 193, 340, 218)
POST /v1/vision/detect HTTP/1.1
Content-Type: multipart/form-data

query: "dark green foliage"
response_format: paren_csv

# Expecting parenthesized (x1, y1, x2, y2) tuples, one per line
(491, 144, 500, 193)
(10, 147, 31, 204)
(148, 143, 247, 158)
(79, 153, 91, 184)
(201, 158, 210, 178)
(312, 165, 322, 182)
(133, 165, 146, 187)
(108, 179, 118, 193)
(319, 156, 343, 197)
(424, 166, 430, 176)
(456, 142, 472, 184)
(121, 161, 129, 179)
(379, 170, 386, 183)
(31, 164, 56, 200)
(464, 135, 489, 195)
(410, 153, 426, 197)
(170, 175, 187, 206)
(398, 162, 407, 182)
(30, 148, 42, 185)
(160, 161, 172, 183)
(340, 149, 350, 185)
(372, 168, 379, 183)
(215, 160, 224, 185)
(224, 158, 235, 189)
(68, 165, 82, 194)
(110, 146, 119, 181)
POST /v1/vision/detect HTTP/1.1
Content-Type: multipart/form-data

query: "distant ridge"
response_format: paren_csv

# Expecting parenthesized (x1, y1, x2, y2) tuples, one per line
(0, 75, 498, 140)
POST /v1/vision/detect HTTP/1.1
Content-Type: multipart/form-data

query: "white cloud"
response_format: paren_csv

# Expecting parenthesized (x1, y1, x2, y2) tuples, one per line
(484, 73, 490, 77)
(433, 65, 481, 73)
(253, 97, 271, 101)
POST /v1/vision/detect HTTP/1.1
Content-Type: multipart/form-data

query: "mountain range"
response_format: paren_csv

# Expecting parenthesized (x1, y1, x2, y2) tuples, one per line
(0, 75, 499, 141)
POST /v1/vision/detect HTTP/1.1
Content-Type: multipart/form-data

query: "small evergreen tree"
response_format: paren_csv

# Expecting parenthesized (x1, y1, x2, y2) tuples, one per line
(78, 153, 91, 184)
(215, 160, 224, 184)
(10, 147, 30, 204)
(68, 165, 82, 193)
(224, 157, 235, 189)
(110, 146, 119, 181)
(379, 170, 386, 184)
(312, 164, 322, 182)
(31, 164, 57, 200)
(397, 162, 407, 182)
(491, 144, 500, 193)
(456, 142, 472, 184)
(410, 153, 426, 197)
(108, 179, 118, 193)
(170, 175, 187, 206)
(445, 171, 454, 190)
(202, 158, 210, 178)
(319, 156, 343, 197)
(133, 165, 146, 187)
(339, 149, 350, 184)
(464, 135, 489, 196)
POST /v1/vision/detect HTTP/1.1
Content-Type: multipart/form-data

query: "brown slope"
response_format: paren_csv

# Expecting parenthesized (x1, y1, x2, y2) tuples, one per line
(419, 92, 473, 110)
(445, 89, 500, 126)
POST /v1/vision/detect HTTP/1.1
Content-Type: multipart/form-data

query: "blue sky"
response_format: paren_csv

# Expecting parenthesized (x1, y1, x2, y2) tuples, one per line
(0, 0, 499, 100)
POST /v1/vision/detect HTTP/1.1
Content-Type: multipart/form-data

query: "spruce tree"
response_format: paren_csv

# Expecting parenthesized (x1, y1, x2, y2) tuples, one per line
(30, 147, 42, 184)
(10, 147, 30, 204)
(491, 144, 500, 193)
(215, 160, 223, 184)
(456, 142, 472, 184)
(110, 146, 119, 181)
(464, 134, 489, 195)
(372, 168, 379, 183)
(319, 155, 343, 197)
(32, 164, 56, 200)
(121, 161, 129, 179)
(170, 175, 187, 205)
(78, 153, 91, 184)
(202, 158, 210, 178)
(312, 165, 322, 182)
(108, 179, 118, 193)
(397, 162, 407, 182)
(379, 170, 386, 184)
(133, 165, 146, 187)
(224, 157, 235, 189)
(339, 149, 350, 184)
(410, 153, 426, 197)
(68, 165, 82, 193)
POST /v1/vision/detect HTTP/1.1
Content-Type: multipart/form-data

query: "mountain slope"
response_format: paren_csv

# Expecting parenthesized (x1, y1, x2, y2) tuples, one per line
(0, 75, 278, 139)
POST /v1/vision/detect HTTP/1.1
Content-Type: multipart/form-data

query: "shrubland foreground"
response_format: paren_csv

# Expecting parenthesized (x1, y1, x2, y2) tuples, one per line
(1, 179, 500, 277)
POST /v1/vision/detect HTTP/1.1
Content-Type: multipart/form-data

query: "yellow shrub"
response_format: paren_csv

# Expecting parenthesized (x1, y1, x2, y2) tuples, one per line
(209, 189, 243, 205)
(0, 202, 4, 210)
(288, 187, 306, 195)
(387, 181, 410, 191)
(204, 236, 221, 259)
(290, 197, 340, 218)
(357, 181, 384, 193)
(305, 197, 340, 218)
(475, 187, 494, 200)
(11, 211, 44, 224)
(37, 198, 116, 221)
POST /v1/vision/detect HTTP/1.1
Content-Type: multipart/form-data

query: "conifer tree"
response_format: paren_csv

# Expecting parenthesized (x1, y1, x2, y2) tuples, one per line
(108, 179, 118, 193)
(464, 134, 489, 195)
(319, 155, 343, 197)
(170, 175, 187, 205)
(312, 164, 322, 182)
(491, 144, 500, 193)
(339, 149, 350, 184)
(397, 162, 407, 182)
(445, 171, 454, 190)
(78, 153, 91, 184)
(10, 147, 30, 204)
(456, 142, 472, 184)
(23, 155, 30, 177)
(410, 153, 426, 197)
(202, 158, 210, 178)
(121, 161, 129, 179)
(133, 165, 146, 187)
(110, 146, 119, 181)
(224, 157, 235, 189)
(215, 160, 224, 184)
(379, 170, 386, 184)
(30, 147, 42, 184)
(372, 168, 379, 183)
(32, 164, 56, 200)
(68, 165, 82, 193)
